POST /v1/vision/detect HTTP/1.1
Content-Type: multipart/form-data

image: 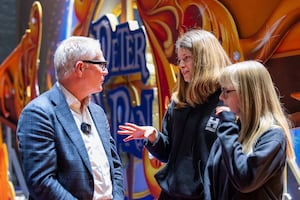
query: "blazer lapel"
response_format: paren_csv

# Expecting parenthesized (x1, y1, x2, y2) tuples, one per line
(88, 104, 110, 156)
(50, 84, 93, 174)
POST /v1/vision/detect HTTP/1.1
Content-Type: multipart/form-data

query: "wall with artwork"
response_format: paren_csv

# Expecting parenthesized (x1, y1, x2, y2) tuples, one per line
(0, 0, 299, 199)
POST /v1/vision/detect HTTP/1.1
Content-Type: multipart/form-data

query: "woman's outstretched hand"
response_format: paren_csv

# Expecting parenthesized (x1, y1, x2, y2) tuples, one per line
(117, 123, 158, 143)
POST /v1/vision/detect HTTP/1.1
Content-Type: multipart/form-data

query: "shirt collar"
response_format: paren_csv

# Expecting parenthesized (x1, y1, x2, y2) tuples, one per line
(57, 82, 90, 113)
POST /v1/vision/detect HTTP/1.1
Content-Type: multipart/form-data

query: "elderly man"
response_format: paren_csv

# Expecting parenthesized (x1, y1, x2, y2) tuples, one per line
(17, 36, 124, 200)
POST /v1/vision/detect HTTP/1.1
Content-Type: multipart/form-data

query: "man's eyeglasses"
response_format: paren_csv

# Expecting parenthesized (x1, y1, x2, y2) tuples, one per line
(221, 87, 236, 99)
(82, 60, 107, 71)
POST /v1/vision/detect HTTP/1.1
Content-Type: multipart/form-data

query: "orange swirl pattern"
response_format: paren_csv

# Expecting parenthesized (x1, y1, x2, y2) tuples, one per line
(0, 2, 42, 198)
(137, 0, 300, 198)
(137, 1, 243, 197)
(237, 0, 300, 61)
(137, 0, 243, 123)
(45, 0, 299, 198)
(73, 0, 102, 36)
(0, 126, 14, 200)
(0, 1, 42, 126)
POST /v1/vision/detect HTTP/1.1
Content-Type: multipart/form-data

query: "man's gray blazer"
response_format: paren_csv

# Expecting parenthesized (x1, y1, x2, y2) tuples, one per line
(17, 83, 124, 200)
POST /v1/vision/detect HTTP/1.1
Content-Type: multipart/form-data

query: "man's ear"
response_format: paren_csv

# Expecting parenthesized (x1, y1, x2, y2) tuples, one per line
(74, 61, 84, 76)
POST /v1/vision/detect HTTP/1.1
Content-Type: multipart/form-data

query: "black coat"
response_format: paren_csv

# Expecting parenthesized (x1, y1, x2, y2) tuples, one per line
(204, 111, 286, 200)
(145, 90, 222, 199)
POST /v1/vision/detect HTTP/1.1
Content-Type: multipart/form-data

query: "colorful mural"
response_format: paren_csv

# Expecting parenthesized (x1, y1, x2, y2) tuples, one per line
(0, 1, 42, 126)
(0, 0, 299, 199)
(0, 2, 42, 199)
(136, 0, 300, 198)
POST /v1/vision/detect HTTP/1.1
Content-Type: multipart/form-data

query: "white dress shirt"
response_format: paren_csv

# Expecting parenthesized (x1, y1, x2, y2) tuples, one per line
(59, 84, 113, 200)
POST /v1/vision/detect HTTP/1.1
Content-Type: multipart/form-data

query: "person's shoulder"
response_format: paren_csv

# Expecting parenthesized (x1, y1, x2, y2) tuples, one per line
(263, 127, 285, 138)
(259, 127, 286, 144)
(22, 87, 57, 110)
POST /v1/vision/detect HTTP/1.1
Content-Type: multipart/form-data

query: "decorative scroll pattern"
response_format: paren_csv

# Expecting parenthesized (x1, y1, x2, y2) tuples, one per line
(136, 0, 243, 123)
(136, 0, 300, 198)
(137, 1, 243, 197)
(0, 1, 42, 127)
(73, 0, 102, 36)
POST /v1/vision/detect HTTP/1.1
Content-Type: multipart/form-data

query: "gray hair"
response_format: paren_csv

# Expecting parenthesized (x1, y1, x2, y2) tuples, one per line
(53, 36, 101, 81)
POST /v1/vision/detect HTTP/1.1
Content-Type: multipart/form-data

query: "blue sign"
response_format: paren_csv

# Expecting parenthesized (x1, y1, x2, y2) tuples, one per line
(89, 15, 153, 159)
(90, 15, 149, 84)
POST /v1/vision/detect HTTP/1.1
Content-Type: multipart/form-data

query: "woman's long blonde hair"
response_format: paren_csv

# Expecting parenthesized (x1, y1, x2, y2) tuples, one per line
(172, 29, 232, 108)
(219, 60, 295, 160)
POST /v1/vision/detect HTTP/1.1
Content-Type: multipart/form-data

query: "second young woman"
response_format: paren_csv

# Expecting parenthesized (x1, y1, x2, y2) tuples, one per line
(204, 60, 295, 200)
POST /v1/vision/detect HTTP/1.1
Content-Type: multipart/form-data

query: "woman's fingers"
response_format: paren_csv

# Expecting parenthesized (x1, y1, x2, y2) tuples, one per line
(123, 135, 134, 142)
(117, 123, 145, 141)
(117, 129, 132, 135)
